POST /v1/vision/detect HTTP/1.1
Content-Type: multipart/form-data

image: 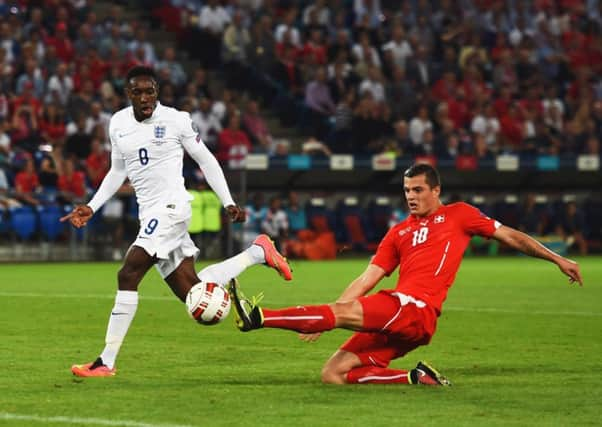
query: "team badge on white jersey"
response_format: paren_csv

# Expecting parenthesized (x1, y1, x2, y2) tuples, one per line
(154, 125, 166, 138)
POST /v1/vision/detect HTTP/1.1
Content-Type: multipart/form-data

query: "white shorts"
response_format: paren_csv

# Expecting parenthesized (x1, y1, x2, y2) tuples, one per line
(132, 204, 200, 278)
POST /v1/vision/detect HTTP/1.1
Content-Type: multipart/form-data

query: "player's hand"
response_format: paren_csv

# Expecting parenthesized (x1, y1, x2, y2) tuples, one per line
(299, 332, 322, 343)
(225, 205, 246, 223)
(60, 205, 93, 228)
(557, 258, 583, 287)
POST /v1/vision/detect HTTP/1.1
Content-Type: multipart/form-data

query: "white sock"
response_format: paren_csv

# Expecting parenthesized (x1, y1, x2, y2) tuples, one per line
(99, 290, 138, 369)
(197, 245, 265, 286)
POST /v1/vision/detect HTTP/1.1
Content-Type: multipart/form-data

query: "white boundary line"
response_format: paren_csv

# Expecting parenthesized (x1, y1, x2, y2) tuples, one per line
(0, 413, 194, 427)
(0, 291, 600, 317)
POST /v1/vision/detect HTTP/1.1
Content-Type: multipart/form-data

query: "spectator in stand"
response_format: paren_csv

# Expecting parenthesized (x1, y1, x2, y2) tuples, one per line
(248, 14, 276, 74)
(0, 118, 10, 160)
(518, 194, 547, 236)
(242, 192, 267, 248)
(382, 24, 413, 70)
(328, 59, 354, 104)
(352, 31, 381, 75)
(216, 112, 252, 163)
(16, 58, 45, 100)
(197, 0, 231, 67)
(10, 99, 40, 154)
(57, 157, 87, 204)
(128, 26, 157, 66)
(86, 138, 110, 190)
(499, 102, 524, 152)
(285, 191, 307, 236)
(409, 105, 433, 147)
(64, 114, 93, 162)
(471, 102, 500, 151)
(303, 0, 331, 30)
(45, 62, 74, 107)
(222, 9, 251, 89)
(98, 24, 129, 61)
(14, 157, 41, 206)
(0, 20, 19, 65)
(0, 166, 20, 208)
(305, 66, 336, 118)
(272, 43, 304, 98)
(555, 201, 588, 255)
(156, 46, 187, 89)
(542, 84, 565, 133)
(359, 65, 386, 104)
(242, 100, 272, 152)
(85, 101, 111, 138)
(39, 103, 66, 148)
(405, 45, 436, 91)
(275, 7, 301, 48)
(262, 196, 289, 251)
(191, 97, 222, 152)
(302, 28, 328, 66)
(45, 22, 74, 64)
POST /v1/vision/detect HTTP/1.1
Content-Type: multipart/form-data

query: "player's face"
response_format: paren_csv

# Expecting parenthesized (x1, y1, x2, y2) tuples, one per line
(403, 174, 441, 217)
(126, 76, 158, 121)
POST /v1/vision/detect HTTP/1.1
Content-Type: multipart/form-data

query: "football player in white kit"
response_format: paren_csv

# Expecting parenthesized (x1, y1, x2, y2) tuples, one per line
(61, 66, 292, 377)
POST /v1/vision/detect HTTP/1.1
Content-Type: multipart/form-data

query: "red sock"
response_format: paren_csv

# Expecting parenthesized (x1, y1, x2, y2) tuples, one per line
(262, 305, 336, 333)
(346, 366, 411, 384)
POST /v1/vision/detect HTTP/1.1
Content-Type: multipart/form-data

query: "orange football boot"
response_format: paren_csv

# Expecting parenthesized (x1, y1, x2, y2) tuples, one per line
(252, 234, 293, 281)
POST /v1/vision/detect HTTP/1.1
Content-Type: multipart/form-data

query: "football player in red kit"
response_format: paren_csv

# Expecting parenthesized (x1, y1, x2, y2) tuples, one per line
(230, 163, 583, 385)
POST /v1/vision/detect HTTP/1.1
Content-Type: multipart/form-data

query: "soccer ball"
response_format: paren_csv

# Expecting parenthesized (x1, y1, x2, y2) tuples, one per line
(186, 282, 231, 325)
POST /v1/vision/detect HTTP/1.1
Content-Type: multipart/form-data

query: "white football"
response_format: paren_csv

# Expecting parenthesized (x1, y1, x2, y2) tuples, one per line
(186, 282, 231, 325)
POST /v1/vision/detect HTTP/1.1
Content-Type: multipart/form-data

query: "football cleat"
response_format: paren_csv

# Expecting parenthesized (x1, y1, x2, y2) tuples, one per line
(71, 357, 116, 377)
(252, 234, 293, 281)
(410, 361, 451, 386)
(227, 278, 264, 332)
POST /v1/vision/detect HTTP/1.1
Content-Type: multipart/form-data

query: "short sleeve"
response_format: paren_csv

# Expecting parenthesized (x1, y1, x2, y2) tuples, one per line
(370, 227, 400, 276)
(458, 202, 501, 238)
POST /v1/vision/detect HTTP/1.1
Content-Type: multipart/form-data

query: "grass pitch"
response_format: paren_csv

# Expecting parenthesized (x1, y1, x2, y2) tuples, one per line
(0, 256, 600, 427)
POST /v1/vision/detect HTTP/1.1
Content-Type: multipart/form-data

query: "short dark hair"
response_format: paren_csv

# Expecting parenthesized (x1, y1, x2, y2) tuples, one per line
(125, 66, 157, 85)
(404, 163, 441, 188)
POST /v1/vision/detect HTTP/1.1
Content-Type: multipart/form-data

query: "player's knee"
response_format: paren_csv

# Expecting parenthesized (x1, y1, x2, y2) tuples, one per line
(117, 265, 140, 290)
(330, 301, 363, 329)
(320, 365, 347, 385)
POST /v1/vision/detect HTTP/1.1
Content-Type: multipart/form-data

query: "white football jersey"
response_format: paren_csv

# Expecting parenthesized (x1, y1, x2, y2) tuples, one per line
(109, 103, 205, 218)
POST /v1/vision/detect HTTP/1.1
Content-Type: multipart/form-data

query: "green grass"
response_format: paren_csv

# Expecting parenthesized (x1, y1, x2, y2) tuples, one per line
(0, 256, 601, 427)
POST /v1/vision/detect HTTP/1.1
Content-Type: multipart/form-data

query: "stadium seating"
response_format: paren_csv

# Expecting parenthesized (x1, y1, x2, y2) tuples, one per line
(38, 205, 66, 241)
(9, 206, 38, 241)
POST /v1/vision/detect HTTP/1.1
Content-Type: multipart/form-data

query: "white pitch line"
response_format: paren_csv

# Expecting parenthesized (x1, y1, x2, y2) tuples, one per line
(0, 413, 194, 427)
(0, 291, 173, 301)
(0, 291, 600, 317)
(444, 306, 602, 317)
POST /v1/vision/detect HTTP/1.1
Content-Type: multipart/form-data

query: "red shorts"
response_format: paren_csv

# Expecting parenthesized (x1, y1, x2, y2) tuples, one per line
(340, 290, 438, 368)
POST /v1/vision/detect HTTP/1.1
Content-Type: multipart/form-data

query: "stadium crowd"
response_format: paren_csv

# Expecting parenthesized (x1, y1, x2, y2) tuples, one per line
(0, 1, 600, 255)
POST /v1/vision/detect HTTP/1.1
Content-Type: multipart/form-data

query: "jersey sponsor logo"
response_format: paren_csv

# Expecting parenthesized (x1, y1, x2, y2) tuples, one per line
(118, 130, 136, 138)
(434, 215, 445, 224)
(420, 220, 429, 226)
(154, 125, 166, 138)
(398, 226, 412, 236)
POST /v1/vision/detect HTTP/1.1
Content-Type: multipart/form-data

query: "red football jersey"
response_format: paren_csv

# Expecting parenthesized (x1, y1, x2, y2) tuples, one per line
(371, 202, 500, 314)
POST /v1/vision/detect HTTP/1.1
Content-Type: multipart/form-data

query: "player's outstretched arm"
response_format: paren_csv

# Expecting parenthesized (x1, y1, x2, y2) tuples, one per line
(493, 225, 583, 286)
(60, 205, 93, 228)
(225, 205, 246, 223)
(336, 264, 387, 303)
(298, 264, 386, 343)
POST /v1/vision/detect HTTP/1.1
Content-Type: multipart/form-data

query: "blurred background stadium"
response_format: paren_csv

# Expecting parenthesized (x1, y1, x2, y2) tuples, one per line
(0, 0, 600, 262)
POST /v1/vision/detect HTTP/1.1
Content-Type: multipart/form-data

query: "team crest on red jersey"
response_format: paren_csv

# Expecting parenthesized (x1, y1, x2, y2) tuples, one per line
(434, 215, 445, 224)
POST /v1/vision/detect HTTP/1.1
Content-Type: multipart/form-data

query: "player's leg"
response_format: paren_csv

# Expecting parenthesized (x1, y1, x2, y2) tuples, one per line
(229, 277, 362, 333)
(72, 246, 156, 377)
(195, 234, 292, 287)
(164, 256, 200, 301)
